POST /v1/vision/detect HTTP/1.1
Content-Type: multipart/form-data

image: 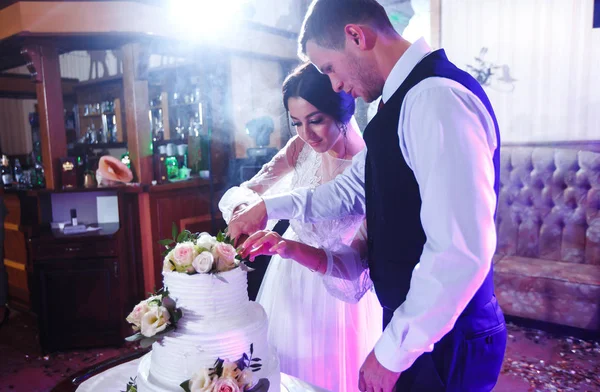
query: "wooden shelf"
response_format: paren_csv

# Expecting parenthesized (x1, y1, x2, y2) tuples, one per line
(70, 142, 127, 149)
(0, 73, 78, 99)
(170, 102, 202, 109)
(146, 177, 214, 193)
(74, 75, 123, 88)
(153, 138, 188, 146)
(4, 184, 142, 195)
(80, 112, 116, 118)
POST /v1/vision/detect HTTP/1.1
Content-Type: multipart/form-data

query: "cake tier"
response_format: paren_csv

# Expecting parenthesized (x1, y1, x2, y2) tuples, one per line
(163, 268, 249, 320)
(137, 351, 281, 392)
(148, 300, 274, 389)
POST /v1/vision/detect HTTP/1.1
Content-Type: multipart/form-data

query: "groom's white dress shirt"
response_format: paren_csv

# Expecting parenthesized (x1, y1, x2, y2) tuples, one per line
(263, 38, 499, 373)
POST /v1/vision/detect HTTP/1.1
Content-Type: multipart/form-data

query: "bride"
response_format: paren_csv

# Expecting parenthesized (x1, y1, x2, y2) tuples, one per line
(219, 62, 382, 392)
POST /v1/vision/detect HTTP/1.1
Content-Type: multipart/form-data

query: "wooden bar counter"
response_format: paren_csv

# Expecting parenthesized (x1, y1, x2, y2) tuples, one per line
(1, 178, 223, 352)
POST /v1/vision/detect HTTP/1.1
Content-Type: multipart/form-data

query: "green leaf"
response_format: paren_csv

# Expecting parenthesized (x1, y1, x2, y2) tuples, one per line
(172, 222, 178, 241)
(140, 337, 155, 348)
(179, 380, 191, 392)
(250, 357, 262, 362)
(239, 263, 255, 273)
(250, 343, 254, 356)
(246, 379, 270, 392)
(177, 230, 186, 243)
(162, 296, 176, 311)
(216, 231, 225, 242)
(147, 299, 160, 307)
(172, 309, 183, 323)
(214, 274, 229, 284)
(125, 333, 144, 342)
(158, 239, 174, 246)
(249, 363, 261, 369)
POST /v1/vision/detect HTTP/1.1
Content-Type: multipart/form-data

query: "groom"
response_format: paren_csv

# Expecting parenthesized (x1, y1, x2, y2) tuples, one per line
(230, 0, 506, 391)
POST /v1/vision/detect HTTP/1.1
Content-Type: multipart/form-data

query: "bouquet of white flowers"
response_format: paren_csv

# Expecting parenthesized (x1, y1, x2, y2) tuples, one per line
(125, 287, 183, 348)
(160, 224, 250, 275)
(181, 344, 269, 392)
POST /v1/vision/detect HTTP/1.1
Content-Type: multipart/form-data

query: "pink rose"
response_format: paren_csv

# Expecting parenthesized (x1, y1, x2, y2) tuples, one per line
(213, 243, 238, 272)
(213, 377, 240, 392)
(126, 300, 150, 329)
(171, 242, 198, 271)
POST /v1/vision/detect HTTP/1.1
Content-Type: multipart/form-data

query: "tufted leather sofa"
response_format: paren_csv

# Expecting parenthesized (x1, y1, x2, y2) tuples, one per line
(494, 146, 600, 331)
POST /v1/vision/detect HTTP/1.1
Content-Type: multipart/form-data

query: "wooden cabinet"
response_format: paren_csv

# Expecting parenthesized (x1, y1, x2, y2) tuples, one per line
(2, 191, 40, 311)
(32, 230, 124, 352)
(36, 257, 121, 352)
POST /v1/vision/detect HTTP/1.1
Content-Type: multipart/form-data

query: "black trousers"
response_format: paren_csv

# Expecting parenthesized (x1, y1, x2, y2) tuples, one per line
(386, 296, 507, 392)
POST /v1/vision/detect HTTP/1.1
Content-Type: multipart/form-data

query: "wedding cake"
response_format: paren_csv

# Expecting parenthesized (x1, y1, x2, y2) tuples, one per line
(126, 233, 281, 392)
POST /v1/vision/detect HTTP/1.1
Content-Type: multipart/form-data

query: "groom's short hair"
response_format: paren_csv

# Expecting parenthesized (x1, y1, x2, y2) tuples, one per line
(299, 0, 395, 59)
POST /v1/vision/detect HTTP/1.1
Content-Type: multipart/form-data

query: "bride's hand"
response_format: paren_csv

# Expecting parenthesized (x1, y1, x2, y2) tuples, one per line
(239, 230, 293, 261)
(228, 200, 268, 247)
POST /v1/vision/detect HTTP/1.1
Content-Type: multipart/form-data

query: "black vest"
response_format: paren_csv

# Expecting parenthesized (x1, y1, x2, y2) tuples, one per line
(363, 49, 500, 313)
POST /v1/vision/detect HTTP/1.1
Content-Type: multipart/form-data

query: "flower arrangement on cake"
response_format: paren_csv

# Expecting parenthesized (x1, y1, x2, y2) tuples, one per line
(125, 287, 183, 348)
(123, 377, 137, 392)
(181, 344, 269, 392)
(160, 224, 250, 276)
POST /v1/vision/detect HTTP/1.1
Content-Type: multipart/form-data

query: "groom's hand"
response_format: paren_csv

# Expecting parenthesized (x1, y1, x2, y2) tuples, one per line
(228, 200, 268, 246)
(359, 350, 401, 392)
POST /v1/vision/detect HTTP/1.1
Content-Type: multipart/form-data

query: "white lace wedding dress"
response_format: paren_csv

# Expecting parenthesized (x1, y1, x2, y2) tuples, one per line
(219, 136, 382, 392)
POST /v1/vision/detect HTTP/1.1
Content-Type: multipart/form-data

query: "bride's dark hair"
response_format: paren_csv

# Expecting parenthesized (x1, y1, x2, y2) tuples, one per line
(282, 62, 355, 125)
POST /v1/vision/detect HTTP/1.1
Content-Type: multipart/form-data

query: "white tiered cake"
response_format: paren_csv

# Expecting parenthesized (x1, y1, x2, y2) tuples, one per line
(136, 268, 281, 391)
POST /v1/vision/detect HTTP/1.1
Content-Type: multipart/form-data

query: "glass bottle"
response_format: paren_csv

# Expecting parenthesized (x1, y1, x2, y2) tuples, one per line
(13, 158, 23, 185)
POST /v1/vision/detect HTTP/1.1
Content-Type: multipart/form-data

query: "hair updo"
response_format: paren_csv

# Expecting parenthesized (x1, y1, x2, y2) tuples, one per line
(282, 62, 355, 125)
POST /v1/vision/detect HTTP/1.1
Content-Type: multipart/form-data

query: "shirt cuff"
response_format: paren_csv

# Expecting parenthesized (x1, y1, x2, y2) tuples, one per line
(262, 193, 295, 220)
(373, 327, 420, 373)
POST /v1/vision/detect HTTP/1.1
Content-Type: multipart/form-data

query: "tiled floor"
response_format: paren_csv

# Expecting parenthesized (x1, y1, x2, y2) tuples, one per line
(0, 309, 598, 392)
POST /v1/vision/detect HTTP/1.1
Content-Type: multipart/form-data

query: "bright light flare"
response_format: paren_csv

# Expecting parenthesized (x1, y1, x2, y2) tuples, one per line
(169, 0, 251, 38)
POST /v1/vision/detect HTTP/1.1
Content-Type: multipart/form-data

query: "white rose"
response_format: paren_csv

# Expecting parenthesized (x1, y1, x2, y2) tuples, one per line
(171, 242, 198, 271)
(237, 368, 254, 388)
(192, 251, 214, 273)
(140, 305, 170, 337)
(163, 254, 175, 272)
(189, 367, 217, 392)
(126, 300, 150, 329)
(221, 359, 241, 380)
(196, 232, 217, 251)
(213, 243, 238, 272)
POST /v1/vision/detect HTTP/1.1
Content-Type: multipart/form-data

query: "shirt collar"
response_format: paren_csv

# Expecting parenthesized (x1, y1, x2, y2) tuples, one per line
(381, 37, 432, 104)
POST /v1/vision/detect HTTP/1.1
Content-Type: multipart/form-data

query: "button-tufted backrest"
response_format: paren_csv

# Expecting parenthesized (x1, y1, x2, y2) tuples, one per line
(496, 147, 600, 264)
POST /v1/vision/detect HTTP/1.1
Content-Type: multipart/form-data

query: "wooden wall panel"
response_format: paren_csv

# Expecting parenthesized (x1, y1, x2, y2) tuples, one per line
(148, 185, 225, 287)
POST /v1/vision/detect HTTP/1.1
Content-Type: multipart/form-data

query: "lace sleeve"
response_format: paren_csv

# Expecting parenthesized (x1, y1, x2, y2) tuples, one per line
(321, 221, 374, 304)
(219, 136, 302, 223)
